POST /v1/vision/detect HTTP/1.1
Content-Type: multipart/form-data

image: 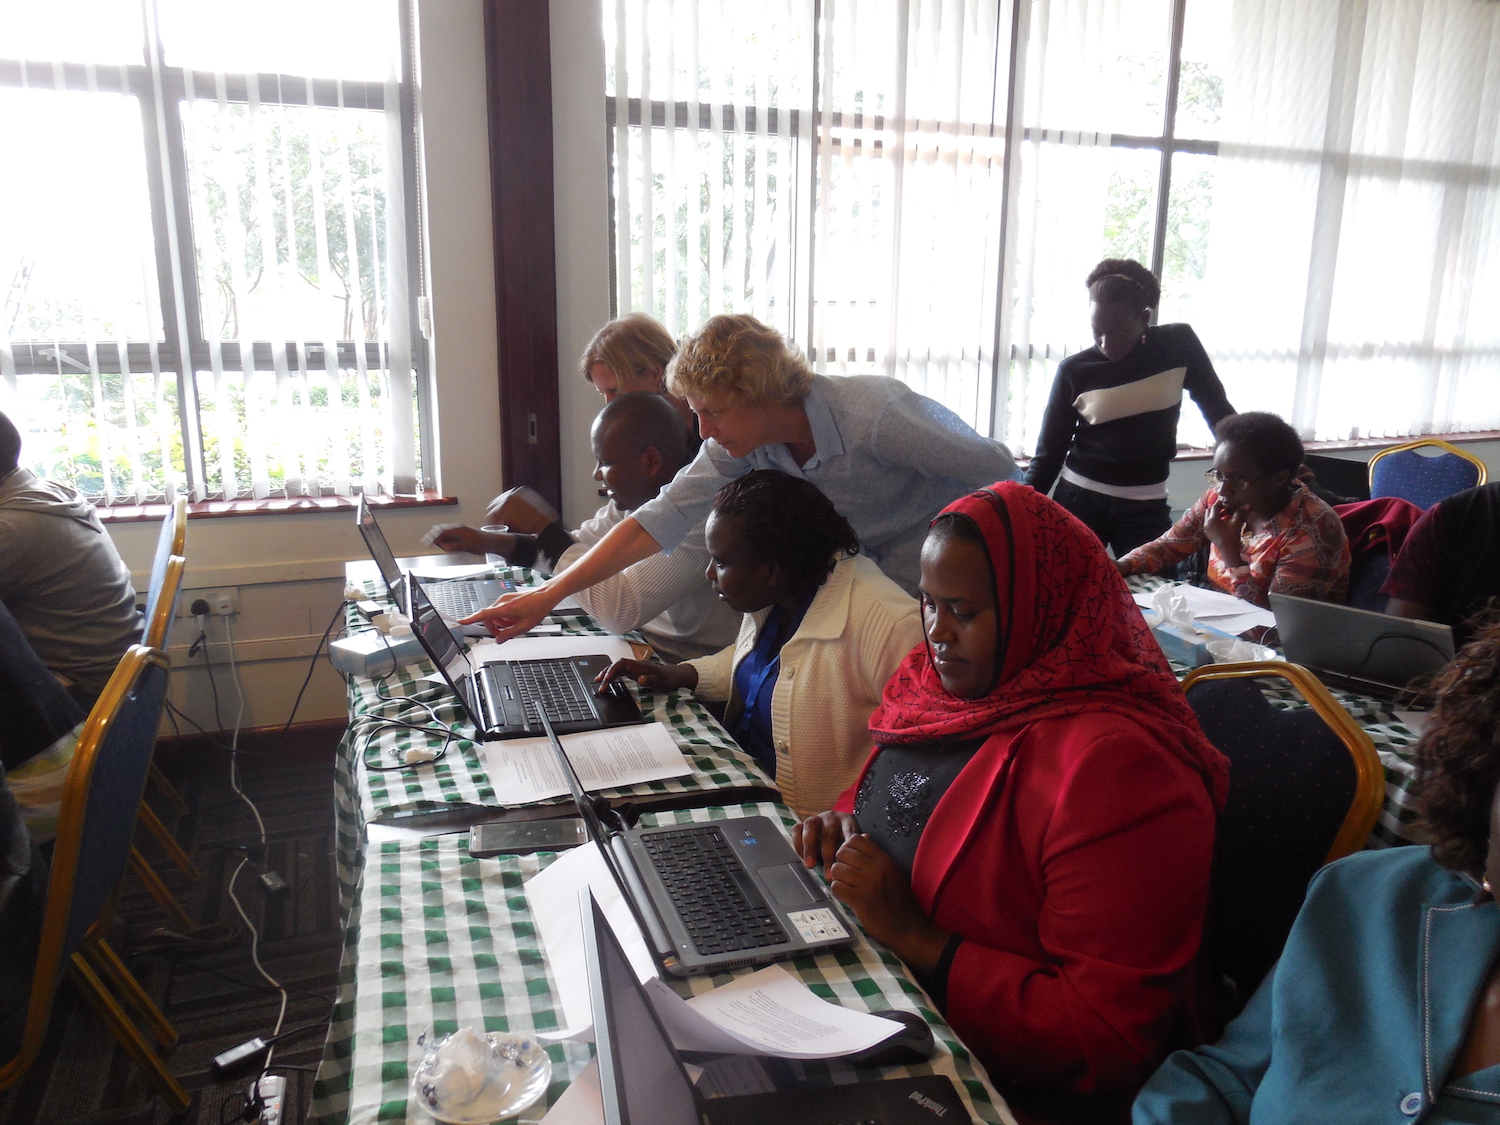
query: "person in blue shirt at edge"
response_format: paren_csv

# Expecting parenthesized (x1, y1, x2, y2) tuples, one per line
(463, 312, 1019, 640)
(594, 470, 922, 819)
(1024, 258, 1235, 557)
(1133, 612, 1500, 1125)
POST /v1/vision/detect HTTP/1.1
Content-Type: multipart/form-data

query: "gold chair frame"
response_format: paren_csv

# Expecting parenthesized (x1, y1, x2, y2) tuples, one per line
(1181, 660, 1385, 863)
(1367, 438, 1488, 494)
(0, 646, 188, 1112)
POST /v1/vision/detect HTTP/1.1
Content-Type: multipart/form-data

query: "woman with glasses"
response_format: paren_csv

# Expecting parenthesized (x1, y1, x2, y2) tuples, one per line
(1024, 259, 1235, 556)
(1115, 412, 1350, 607)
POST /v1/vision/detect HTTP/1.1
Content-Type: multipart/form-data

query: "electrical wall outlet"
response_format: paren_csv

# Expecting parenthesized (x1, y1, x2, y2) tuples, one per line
(181, 587, 239, 616)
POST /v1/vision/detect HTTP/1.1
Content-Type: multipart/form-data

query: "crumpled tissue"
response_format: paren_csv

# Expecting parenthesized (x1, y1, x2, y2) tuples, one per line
(424, 1027, 503, 1109)
(1205, 637, 1279, 664)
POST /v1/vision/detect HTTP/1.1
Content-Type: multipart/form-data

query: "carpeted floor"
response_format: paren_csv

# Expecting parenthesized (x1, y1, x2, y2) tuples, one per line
(0, 721, 346, 1125)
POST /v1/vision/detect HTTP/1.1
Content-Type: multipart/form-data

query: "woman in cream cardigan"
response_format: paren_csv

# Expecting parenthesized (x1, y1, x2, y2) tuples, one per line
(597, 469, 922, 817)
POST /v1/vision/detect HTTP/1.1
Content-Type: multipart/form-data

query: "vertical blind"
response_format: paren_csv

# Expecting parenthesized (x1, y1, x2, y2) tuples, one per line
(606, 0, 1500, 455)
(0, 0, 422, 504)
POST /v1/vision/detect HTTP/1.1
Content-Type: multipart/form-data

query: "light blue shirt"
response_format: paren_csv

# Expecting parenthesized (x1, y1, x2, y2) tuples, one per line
(631, 374, 1019, 594)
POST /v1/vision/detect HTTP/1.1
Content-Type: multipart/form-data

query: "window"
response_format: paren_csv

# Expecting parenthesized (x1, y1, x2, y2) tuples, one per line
(605, 0, 1500, 454)
(0, 0, 428, 504)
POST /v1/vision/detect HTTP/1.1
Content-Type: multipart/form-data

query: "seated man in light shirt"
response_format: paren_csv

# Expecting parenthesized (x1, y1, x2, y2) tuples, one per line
(429, 392, 739, 661)
(0, 412, 141, 709)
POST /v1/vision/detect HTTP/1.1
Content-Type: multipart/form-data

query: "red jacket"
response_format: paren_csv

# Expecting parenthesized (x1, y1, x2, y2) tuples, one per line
(838, 711, 1217, 1113)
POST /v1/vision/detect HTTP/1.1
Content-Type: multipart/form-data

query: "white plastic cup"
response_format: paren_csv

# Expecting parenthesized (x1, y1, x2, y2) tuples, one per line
(482, 524, 509, 567)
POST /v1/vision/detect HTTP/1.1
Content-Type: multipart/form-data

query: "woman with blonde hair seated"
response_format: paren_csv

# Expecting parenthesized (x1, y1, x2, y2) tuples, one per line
(465, 313, 1018, 639)
(598, 470, 921, 818)
(578, 311, 696, 436)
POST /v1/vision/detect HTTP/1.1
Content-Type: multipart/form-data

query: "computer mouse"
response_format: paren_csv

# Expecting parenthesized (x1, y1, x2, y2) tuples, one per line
(844, 1008, 935, 1067)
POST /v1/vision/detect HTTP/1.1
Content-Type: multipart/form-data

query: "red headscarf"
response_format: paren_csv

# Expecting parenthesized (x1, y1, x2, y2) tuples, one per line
(867, 482, 1230, 811)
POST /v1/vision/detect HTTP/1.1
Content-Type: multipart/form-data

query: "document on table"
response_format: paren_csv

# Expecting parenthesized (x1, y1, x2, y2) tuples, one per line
(1132, 582, 1276, 635)
(405, 561, 497, 580)
(483, 722, 692, 805)
(523, 843, 899, 1058)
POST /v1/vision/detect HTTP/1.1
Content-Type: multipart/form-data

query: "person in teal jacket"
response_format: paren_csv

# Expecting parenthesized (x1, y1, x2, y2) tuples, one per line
(1135, 616, 1500, 1124)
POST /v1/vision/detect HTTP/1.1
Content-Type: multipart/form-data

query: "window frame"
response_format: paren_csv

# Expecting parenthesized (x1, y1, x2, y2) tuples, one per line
(0, 0, 432, 503)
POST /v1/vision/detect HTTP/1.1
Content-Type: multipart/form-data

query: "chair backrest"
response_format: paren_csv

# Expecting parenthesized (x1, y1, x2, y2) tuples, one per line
(1368, 439, 1487, 511)
(141, 498, 188, 640)
(142, 555, 186, 650)
(1182, 661, 1384, 1002)
(13, 647, 171, 1064)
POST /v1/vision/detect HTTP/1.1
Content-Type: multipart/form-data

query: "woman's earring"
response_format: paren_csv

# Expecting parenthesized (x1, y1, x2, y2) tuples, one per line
(1485, 878, 1494, 895)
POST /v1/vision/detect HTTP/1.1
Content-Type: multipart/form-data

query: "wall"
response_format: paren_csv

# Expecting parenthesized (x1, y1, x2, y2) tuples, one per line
(550, 0, 613, 528)
(106, 0, 504, 735)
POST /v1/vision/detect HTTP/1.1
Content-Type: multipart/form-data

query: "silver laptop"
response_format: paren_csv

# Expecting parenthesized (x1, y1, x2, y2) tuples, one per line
(580, 887, 966, 1124)
(355, 492, 510, 623)
(405, 575, 643, 741)
(538, 712, 853, 978)
(1270, 592, 1455, 697)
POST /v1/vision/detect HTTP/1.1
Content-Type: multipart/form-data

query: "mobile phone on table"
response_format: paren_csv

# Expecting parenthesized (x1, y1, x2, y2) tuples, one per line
(468, 818, 587, 857)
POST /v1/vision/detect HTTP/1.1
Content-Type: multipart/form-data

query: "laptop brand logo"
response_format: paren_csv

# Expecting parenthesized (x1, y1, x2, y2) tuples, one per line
(908, 1089, 949, 1117)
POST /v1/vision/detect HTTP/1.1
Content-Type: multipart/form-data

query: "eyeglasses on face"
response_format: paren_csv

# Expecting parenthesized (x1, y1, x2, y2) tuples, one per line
(1205, 468, 1263, 488)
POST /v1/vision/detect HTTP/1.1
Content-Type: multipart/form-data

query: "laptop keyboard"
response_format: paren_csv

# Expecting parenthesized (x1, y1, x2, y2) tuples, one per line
(425, 580, 484, 617)
(642, 828, 787, 954)
(512, 660, 597, 725)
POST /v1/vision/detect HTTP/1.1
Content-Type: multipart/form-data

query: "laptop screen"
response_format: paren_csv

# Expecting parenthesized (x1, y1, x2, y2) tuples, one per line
(582, 889, 699, 1125)
(403, 576, 480, 725)
(356, 493, 405, 595)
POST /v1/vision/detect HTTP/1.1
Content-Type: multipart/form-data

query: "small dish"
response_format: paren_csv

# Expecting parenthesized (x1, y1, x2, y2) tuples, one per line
(411, 1028, 552, 1124)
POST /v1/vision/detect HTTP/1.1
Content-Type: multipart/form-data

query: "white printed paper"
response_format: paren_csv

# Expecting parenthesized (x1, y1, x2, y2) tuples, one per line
(483, 723, 692, 805)
(524, 843, 658, 1040)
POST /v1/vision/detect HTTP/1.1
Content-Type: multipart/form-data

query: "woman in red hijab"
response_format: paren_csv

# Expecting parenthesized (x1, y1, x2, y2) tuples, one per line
(794, 482, 1229, 1124)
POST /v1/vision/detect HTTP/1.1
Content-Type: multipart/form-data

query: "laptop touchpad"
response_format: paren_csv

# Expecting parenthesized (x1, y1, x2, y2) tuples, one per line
(759, 864, 817, 907)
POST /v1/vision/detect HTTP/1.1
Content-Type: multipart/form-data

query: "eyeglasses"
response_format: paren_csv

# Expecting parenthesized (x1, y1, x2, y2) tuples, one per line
(1205, 468, 1263, 489)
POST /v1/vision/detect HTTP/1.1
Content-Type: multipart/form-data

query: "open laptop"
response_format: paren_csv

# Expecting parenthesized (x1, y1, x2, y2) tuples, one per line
(580, 887, 967, 1124)
(1270, 592, 1456, 698)
(405, 574, 644, 740)
(537, 711, 853, 978)
(356, 492, 510, 621)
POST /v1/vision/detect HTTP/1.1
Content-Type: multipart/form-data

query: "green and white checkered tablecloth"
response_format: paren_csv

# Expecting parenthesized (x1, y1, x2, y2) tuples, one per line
(312, 568, 1014, 1124)
(1129, 576, 1424, 848)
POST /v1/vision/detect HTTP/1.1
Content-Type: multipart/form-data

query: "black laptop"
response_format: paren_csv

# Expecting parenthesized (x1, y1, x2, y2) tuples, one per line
(580, 886, 968, 1123)
(405, 574, 644, 740)
(356, 492, 511, 621)
(538, 712, 853, 977)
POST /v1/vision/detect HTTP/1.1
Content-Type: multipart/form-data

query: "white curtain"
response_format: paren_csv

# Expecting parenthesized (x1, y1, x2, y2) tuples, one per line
(996, 0, 1174, 455)
(0, 0, 419, 503)
(1195, 0, 1500, 442)
(811, 0, 1007, 433)
(605, 0, 812, 339)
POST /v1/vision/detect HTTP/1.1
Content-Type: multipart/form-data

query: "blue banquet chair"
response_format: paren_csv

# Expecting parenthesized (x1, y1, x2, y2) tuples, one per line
(0, 646, 189, 1112)
(1368, 438, 1487, 512)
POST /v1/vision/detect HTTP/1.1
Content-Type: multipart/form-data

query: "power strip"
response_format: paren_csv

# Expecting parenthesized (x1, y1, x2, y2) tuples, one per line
(249, 1074, 285, 1125)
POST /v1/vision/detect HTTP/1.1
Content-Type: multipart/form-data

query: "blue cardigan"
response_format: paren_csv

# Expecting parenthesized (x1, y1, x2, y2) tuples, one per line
(1134, 846, 1500, 1124)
